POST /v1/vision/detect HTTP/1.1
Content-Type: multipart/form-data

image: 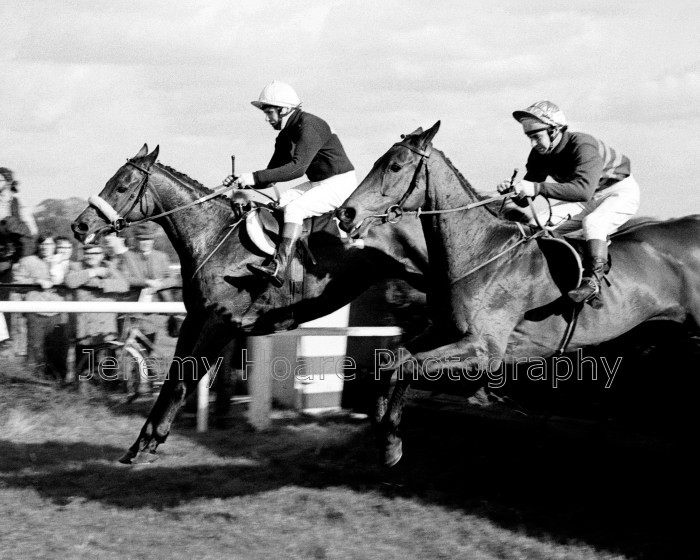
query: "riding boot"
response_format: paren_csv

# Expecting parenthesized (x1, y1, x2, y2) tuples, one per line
(568, 239, 608, 306)
(248, 223, 302, 287)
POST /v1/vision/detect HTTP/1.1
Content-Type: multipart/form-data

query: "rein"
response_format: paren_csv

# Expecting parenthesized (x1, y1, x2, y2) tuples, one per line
(87, 158, 258, 283)
(451, 225, 547, 284)
(372, 142, 542, 281)
(88, 159, 238, 235)
(370, 142, 518, 222)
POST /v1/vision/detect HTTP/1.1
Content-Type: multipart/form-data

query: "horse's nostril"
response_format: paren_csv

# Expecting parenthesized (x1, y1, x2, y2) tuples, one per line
(72, 221, 89, 233)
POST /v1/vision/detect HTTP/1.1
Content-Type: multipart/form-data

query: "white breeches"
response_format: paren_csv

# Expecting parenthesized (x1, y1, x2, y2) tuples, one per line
(281, 170, 358, 225)
(537, 174, 641, 240)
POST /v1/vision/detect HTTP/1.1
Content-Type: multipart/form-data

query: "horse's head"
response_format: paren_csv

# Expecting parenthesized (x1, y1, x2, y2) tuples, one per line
(72, 144, 160, 243)
(337, 121, 440, 237)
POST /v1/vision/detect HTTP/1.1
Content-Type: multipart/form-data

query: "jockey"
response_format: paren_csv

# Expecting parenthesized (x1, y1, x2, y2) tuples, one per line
(223, 80, 356, 287)
(497, 100, 640, 306)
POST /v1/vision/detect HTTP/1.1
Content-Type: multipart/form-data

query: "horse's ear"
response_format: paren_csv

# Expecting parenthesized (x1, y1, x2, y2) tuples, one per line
(420, 121, 441, 149)
(402, 127, 424, 140)
(143, 145, 160, 168)
(134, 144, 149, 159)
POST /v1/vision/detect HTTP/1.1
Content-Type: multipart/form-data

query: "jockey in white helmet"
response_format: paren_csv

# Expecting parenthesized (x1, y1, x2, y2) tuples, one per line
(497, 100, 640, 307)
(224, 81, 356, 287)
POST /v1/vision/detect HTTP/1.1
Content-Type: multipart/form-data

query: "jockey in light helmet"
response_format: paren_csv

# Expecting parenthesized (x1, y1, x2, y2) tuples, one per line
(223, 81, 356, 287)
(497, 100, 641, 308)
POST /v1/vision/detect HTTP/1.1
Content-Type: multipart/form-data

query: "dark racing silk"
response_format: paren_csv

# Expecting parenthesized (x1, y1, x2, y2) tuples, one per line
(253, 110, 354, 186)
(524, 130, 631, 202)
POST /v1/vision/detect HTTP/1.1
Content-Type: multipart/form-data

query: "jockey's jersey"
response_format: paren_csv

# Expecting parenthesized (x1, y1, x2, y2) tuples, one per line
(524, 131, 631, 202)
(253, 110, 355, 186)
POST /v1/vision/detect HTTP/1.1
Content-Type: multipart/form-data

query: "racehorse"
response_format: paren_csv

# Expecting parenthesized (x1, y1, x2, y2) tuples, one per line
(336, 121, 700, 466)
(71, 144, 429, 464)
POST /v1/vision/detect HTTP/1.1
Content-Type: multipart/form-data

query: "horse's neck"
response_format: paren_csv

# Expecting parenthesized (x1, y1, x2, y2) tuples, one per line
(365, 217, 429, 279)
(270, 220, 428, 328)
(424, 154, 521, 279)
(150, 167, 231, 273)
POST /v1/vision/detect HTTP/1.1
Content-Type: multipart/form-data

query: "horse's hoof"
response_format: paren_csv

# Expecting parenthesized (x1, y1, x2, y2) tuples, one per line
(118, 450, 158, 465)
(131, 451, 159, 465)
(384, 438, 403, 468)
(118, 450, 136, 465)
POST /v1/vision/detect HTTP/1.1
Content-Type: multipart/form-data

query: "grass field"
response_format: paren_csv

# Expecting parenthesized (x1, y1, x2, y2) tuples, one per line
(0, 355, 695, 560)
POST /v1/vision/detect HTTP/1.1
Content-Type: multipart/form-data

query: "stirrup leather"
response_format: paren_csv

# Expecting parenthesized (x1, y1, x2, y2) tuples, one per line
(250, 260, 280, 277)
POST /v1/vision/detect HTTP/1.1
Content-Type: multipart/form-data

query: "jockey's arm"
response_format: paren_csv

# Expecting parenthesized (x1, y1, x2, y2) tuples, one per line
(252, 127, 325, 187)
(530, 144, 604, 203)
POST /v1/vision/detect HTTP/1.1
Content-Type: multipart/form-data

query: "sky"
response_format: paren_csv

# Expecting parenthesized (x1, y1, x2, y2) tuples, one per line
(2, 0, 699, 219)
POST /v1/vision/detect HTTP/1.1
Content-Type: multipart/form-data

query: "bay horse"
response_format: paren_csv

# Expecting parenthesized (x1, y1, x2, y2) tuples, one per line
(71, 144, 429, 464)
(336, 121, 700, 466)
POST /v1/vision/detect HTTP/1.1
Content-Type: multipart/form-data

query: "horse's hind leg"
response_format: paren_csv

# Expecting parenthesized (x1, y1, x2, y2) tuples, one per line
(378, 336, 498, 467)
(379, 355, 421, 467)
(119, 314, 232, 464)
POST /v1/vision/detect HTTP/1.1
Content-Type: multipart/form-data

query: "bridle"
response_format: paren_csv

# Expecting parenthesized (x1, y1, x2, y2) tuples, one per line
(86, 158, 277, 281)
(87, 158, 237, 235)
(364, 141, 548, 280)
(360, 139, 578, 354)
(380, 141, 432, 224)
(370, 141, 517, 223)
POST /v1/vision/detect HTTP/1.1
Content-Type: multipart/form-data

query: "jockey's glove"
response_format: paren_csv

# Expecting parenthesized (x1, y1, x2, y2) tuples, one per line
(496, 179, 514, 194)
(235, 172, 255, 188)
(513, 179, 538, 199)
(223, 173, 254, 188)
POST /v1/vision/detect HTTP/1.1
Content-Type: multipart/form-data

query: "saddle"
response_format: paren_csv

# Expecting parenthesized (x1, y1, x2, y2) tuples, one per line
(242, 204, 343, 285)
(535, 215, 658, 295)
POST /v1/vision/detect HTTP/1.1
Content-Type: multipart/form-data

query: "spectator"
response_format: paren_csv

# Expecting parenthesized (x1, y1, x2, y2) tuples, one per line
(102, 232, 139, 276)
(52, 236, 74, 285)
(120, 222, 179, 345)
(1, 167, 37, 349)
(0, 167, 38, 239)
(64, 243, 129, 373)
(12, 234, 69, 380)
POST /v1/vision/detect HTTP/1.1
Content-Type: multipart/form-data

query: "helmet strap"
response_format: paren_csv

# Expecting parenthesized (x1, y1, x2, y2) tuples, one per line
(544, 127, 561, 154)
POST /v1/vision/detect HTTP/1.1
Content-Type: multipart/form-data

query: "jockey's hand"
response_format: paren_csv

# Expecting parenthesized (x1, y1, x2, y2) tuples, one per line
(223, 173, 254, 189)
(496, 179, 515, 194)
(235, 172, 255, 188)
(512, 179, 537, 199)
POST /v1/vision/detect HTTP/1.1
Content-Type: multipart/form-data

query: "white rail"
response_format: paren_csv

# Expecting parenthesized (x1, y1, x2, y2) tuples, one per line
(1, 300, 403, 432)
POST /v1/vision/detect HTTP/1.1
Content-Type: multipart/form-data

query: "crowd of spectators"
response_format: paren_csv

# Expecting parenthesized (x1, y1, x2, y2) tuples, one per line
(0, 167, 181, 382)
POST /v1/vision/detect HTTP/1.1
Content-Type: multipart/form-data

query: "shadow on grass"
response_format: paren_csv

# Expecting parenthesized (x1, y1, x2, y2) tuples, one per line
(0, 405, 695, 559)
(1, 321, 697, 559)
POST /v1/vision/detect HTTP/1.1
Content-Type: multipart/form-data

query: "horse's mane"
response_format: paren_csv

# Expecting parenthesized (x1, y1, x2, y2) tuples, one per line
(433, 148, 477, 195)
(155, 162, 231, 209)
(156, 163, 213, 194)
(433, 146, 530, 224)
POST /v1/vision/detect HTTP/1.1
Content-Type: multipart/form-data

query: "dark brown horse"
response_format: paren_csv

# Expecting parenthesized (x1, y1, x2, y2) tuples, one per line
(71, 144, 429, 464)
(336, 122, 700, 466)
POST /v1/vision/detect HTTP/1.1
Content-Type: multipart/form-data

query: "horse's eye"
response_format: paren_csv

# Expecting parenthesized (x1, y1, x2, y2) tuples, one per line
(117, 185, 128, 193)
(390, 163, 402, 173)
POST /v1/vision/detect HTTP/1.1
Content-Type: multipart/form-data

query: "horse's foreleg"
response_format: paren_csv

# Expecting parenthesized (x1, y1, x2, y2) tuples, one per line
(378, 355, 421, 467)
(119, 315, 231, 464)
(367, 366, 394, 455)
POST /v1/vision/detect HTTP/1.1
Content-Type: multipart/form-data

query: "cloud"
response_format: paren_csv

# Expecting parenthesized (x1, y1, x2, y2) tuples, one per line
(1, 0, 699, 220)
